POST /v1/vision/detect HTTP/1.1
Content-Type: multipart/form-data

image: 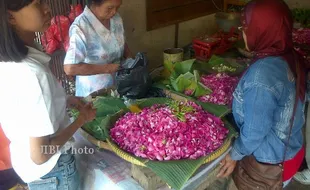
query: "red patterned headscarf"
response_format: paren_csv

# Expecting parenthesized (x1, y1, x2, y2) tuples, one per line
(241, 0, 306, 100)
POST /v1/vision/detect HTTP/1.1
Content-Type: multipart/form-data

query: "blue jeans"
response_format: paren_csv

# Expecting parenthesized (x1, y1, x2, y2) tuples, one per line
(28, 153, 80, 190)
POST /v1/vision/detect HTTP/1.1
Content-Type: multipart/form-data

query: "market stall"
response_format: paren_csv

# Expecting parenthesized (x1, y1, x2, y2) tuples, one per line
(32, 1, 310, 190)
(68, 28, 310, 190)
(42, 1, 250, 189)
(69, 45, 244, 190)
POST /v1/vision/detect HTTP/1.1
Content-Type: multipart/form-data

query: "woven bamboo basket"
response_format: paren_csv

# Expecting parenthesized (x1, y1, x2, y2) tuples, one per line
(106, 128, 234, 167)
(104, 100, 236, 167)
(83, 86, 235, 165)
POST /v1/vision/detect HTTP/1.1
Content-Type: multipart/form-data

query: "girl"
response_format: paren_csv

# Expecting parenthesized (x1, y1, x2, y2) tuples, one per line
(0, 0, 96, 189)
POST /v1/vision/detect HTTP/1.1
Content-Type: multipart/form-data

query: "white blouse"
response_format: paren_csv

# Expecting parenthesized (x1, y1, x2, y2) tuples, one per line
(0, 46, 71, 183)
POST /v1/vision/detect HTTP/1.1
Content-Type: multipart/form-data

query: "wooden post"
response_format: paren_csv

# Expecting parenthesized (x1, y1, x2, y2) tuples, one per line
(175, 23, 179, 48)
(224, 0, 228, 12)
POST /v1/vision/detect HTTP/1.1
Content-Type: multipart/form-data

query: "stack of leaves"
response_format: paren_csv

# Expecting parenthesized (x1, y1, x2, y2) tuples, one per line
(159, 56, 244, 102)
(162, 59, 212, 98)
(70, 97, 128, 140)
(110, 100, 229, 161)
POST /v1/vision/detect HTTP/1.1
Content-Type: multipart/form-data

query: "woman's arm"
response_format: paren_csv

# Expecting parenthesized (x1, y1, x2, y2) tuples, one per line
(124, 43, 133, 59)
(64, 63, 119, 76)
(29, 104, 96, 165)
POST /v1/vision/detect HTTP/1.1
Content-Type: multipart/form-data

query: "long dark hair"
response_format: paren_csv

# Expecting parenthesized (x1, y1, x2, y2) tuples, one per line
(0, 0, 34, 62)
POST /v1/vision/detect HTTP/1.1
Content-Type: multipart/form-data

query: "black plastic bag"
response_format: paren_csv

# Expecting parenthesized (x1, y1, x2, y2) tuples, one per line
(116, 52, 151, 99)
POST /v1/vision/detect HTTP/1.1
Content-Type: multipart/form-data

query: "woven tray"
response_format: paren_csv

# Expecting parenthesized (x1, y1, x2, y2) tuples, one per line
(106, 126, 234, 167)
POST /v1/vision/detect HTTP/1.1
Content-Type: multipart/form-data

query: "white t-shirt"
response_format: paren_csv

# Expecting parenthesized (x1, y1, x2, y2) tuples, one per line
(0, 46, 72, 183)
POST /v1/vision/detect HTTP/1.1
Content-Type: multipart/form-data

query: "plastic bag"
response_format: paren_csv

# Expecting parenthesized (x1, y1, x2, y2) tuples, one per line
(53, 16, 71, 51)
(69, 4, 83, 23)
(41, 24, 58, 54)
(41, 16, 70, 54)
(116, 53, 152, 99)
(41, 4, 83, 54)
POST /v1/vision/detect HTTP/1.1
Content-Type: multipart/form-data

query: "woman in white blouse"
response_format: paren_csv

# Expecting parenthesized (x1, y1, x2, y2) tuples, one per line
(64, 0, 132, 97)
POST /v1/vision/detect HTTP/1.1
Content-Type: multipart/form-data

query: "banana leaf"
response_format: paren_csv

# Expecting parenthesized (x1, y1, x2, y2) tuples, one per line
(193, 57, 247, 76)
(136, 97, 230, 118)
(194, 82, 212, 97)
(101, 97, 237, 190)
(93, 97, 128, 117)
(171, 74, 193, 92)
(82, 117, 106, 140)
(193, 70, 200, 82)
(174, 59, 195, 74)
(170, 71, 212, 97)
(70, 97, 128, 141)
(208, 55, 227, 66)
(150, 87, 231, 118)
(184, 81, 197, 95)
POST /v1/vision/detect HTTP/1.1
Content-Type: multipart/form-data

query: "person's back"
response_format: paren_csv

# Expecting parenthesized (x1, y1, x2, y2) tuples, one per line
(232, 56, 304, 163)
(217, 1, 307, 187)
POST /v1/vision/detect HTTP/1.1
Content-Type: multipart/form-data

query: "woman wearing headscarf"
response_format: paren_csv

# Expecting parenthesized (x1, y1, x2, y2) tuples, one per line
(217, 0, 307, 187)
(64, 0, 132, 97)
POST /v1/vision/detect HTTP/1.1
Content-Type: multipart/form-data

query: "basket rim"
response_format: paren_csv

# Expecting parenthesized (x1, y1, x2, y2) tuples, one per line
(106, 133, 234, 167)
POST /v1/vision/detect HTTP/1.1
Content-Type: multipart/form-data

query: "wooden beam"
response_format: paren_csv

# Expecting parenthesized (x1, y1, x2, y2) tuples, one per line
(146, 0, 223, 31)
(174, 23, 179, 48)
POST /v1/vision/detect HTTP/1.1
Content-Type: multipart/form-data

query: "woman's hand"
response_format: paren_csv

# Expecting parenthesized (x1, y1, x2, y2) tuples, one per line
(67, 96, 85, 110)
(78, 103, 97, 124)
(217, 154, 237, 178)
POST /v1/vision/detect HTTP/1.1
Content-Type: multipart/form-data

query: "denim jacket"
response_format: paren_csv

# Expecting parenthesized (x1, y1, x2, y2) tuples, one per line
(230, 56, 305, 164)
